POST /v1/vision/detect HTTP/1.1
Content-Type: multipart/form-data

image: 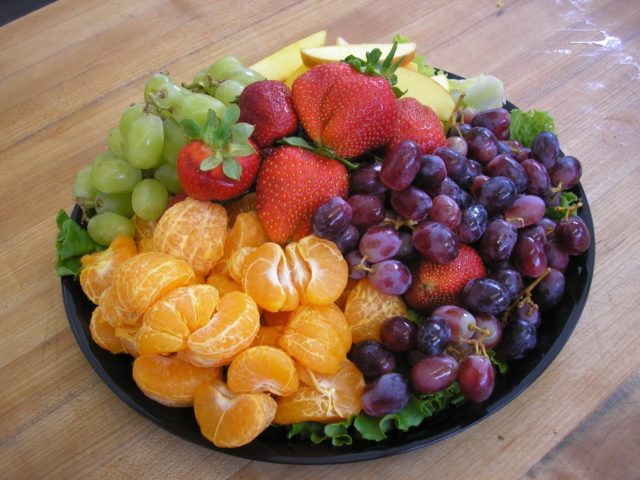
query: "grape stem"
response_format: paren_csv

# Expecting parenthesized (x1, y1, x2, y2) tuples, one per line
(354, 255, 374, 273)
(468, 323, 491, 338)
(501, 267, 551, 324)
(444, 92, 466, 134)
(461, 338, 488, 357)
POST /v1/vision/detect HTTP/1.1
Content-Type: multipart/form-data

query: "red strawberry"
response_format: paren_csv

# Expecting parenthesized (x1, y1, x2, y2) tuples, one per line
(387, 97, 447, 155)
(177, 105, 260, 201)
(255, 146, 348, 243)
(291, 47, 401, 158)
(405, 244, 486, 313)
(238, 80, 298, 148)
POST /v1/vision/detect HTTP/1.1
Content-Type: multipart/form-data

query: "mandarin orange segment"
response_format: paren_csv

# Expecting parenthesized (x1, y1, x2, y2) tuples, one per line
(279, 305, 347, 375)
(227, 246, 257, 284)
(252, 325, 285, 348)
(100, 286, 142, 328)
(226, 192, 257, 227)
(344, 277, 408, 343)
(225, 211, 269, 253)
(291, 304, 352, 353)
(181, 291, 260, 367)
(137, 237, 155, 253)
(79, 236, 138, 305)
(242, 243, 288, 312)
(262, 310, 290, 326)
(132, 354, 221, 407)
(115, 325, 140, 357)
(132, 215, 157, 240)
(284, 242, 311, 304)
(276, 360, 364, 424)
(193, 379, 276, 448)
(111, 252, 195, 317)
(227, 345, 299, 396)
(153, 197, 227, 277)
(89, 306, 125, 354)
(206, 273, 243, 297)
(136, 284, 219, 356)
(296, 235, 348, 306)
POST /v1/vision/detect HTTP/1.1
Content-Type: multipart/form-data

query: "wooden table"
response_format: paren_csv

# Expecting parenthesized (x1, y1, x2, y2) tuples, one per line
(2, 0, 639, 478)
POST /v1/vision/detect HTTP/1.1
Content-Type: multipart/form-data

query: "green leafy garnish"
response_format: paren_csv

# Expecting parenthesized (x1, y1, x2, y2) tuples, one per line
(55, 209, 104, 277)
(343, 41, 406, 98)
(509, 109, 556, 147)
(406, 308, 424, 326)
(392, 33, 412, 44)
(487, 349, 509, 374)
(545, 191, 581, 221)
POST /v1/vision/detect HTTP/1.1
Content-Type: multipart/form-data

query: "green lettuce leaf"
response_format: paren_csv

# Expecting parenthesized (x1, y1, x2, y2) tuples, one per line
(509, 109, 556, 147)
(55, 209, 104, 277)
(487, 349, 509, 375)
(545, 191, 580, 221)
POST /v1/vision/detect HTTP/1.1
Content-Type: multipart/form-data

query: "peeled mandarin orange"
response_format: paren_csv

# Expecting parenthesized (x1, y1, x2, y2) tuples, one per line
(111, 252, 195, 317)
(181, 291, 260, 367)
(227, 345, 299, 396)
(344, 277, 408, 343)
(242, 243, 289, 312)
(89, 306, 125, 354)
(251, 324, 286, 348)
(79, 236, 138, 305)
(100, 286, 142, 328)
(279, 305, 347, 375)
(136, 284, 219, 356)
(153, 197, 227, 277)
(262, 310, 291, 326)
(291, 303, 352, 353)
(132, 354, 220, 407)
(206, 273, 242, 297)
(227, 246, 257, 284)
(114, 325, 140, 356)
(274, 360, 364, 424)
(283, 242, 311, 304)
(137, 237, 155, 253)
(225, 211, 269, 253)
(296, 235, 348, 305)
(193, 379, 276, 448)
(226, 192, 257, 227)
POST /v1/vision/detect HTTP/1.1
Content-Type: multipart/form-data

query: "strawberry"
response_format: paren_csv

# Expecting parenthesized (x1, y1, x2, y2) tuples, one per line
(405, 244, 486, 313)
(177, 105, 260, 201)
(238, 80, 298, 148)
(255, 146, 348, 243)
(291, 45, 404, 158)
(387, 97, 447, 155)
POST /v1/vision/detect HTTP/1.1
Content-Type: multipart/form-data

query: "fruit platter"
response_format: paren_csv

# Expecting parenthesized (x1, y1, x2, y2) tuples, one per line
(57, 31, 594, 464)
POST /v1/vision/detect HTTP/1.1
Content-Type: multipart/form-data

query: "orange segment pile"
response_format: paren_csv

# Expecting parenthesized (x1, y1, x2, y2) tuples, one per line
(154, 197, 227, 277)
(227, 345, 299, 396)
(205, 273, 242, 298)
(252, 325, 285, 348)
(89, 306, 125, 355)
(132, 354, 221, 407)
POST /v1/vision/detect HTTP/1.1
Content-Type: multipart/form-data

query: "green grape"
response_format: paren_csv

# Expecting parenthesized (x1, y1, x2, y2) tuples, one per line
(119, 103, 145, 137)
(108, 127, 125, 158)
(154, 162, 182, 193)
(228, 67, 265, 86)
(144, 72, 189, 110)
(215, 80, 244, 106)
(131, 178, 169, 220)
(73, 164, 98, 202)
(87, 212, 136, 246)
(91, 155, 141, 193)
(161, 117, 189, 165)
(206, 55, 244, 81)
(124, 113, 164, 169)
(94, 192, 134, 217)
(172, 93, 225, 126)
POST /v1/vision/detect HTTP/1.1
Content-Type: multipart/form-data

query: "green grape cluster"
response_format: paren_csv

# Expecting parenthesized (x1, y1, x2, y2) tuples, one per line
(72, 55, 263, 247)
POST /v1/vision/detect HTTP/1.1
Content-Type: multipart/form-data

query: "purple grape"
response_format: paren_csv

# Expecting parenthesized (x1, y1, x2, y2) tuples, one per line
(369, 260, 412, 295)
(361, 373, 410, 417)
(350, 341, 396, 379)
(349, 163, 387, 195)
(412, 221, 459, 264)
(467, 159, 483, 176)
(406, 349, 428, 367)
(466, 126, 499, 163)
(509, 302, 541, 328)
(432, 305, 476, 342)
(434, 147, 470, 185)
(485, 154, 527, 192)
(522, 158, 551, 195)
(473, 314, 502, 349)
(394, 231, 418, 263)
(479, 218, 517, 265)
(550, 156, 582, 190)
(462, 278, 510, 315)
(380, 140, 420, 191)
(503, 140, 530, 162)
(498, 318, 537, 360)
(346, 250, 369, 280)
(334, 224, 360, 253)
(471, 175, 490, 198)
(348, 194, 385, 228)
(532, 268, 565, 311)
(490, 267, 523, 303)
(531, 131, 559, 169)
(543, 187, 561, 208)
(380, 316, 417, 352)
(458, 355, 495, 403)
(416, 316, 451, 356)
(505, 194, 546, 227)
(520, 224, 547, 245)
(555, 216, 590, 255)
(359, 225, 402, 262)
(455, 204, 488, 244)
(476, 176, 518, 212)
(545, 240, 569, 272)
(311, 197, 352, 239)
(415, 154, 447, 190)
(447, 123, 472, 137)
(446, 136, 468, 156)
(428, 177, 469, 208)
(411, 353, 458, 394)
(390, 186, 432, 221)
(512, 235, 548, 278)
(472, 108, 510, 140)
(430, 195, 462, 229)
(537, 217, 557, 241)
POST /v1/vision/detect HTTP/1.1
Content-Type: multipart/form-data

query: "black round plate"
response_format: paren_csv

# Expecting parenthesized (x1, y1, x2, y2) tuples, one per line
(62, 99, 595, 465)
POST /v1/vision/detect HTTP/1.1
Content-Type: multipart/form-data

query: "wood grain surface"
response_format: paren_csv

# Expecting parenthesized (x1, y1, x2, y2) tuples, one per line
(1, 0, 639, 478)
